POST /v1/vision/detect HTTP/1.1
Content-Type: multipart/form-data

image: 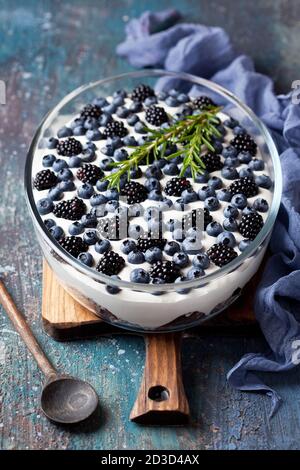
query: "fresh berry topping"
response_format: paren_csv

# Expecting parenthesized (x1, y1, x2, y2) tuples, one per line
(145, 105, 169, 126)
(57, 137, 83, 156)
(149, 260, 180, 283)
(229, 177, 258, 198)
(207, 243, 238, 267)
(53, 197, 86, 220)
(80, 104, 102, 119)
(131, 84, 155, 102)
(230, 133, 257, 156)
(96, 251, 125, 276)
(192, 95, 215, 110)
(202, 152, 223, 172)
(103, 120, 128, 138)
(120, 181, 148, 204)
(136, 237, 167, 252)
(238, 212, 264, 240)
(164, 177, 192, 196)
(77, 164, 103, 185)
(183, 208, 212, 230)
(33, 169, 57, 191)
(59, 236, 88, 257)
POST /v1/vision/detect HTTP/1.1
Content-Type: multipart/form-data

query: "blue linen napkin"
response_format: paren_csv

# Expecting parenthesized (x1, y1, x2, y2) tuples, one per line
(117, 9, 300, 416)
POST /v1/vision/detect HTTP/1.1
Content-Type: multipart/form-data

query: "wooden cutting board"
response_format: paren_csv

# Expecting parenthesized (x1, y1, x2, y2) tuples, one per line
(42, 261, 260, 424)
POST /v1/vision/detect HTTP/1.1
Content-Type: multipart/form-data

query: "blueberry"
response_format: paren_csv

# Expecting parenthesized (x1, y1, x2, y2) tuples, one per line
(204, 196, 219, 211)
(144, 96, 158, 106)
(193, 253, 210, 269)
(95, 239, 111, 254)
(105, 188, 119, 201)
(78, 252, 94, 267)
(70, 117, 84, 130)
(198, 186, 216, 201)
(57, 168, 73, 182)
(164, 241, 180, 256)
(45, 137, 58, 149)
(177, 93, 189, 103)
(233, 125, 246, 135)
(157, 91, 167, 100)
(216, 188, 231, 201)
(80, 213, 97, 228)
(37, 198, 54, 215)
(134, 121, 147, 134)
(253, 197, 269, 212)
(239, 239, 251, 252)
(255, 174, 272, 189)
(116, 106, 130, 119)
(165, 96, 178, 107)
(221, 166, 238, 180)
(127, 114, 139, 126)
(212, 140, 223, 154)
(173, 199, 185, 211)
(163, 163, 179, 176)
(68, 156, 82, 168)
(186, 267, 205, 280)
(145, 178, 160, 192)
(89, 194, 107, 207)
(59, 180, 75, 191)
(223, 217, 238, 231)
(53, 159, 68, 172)
(107, 137, 123, 149)
(128, 250, 145, 264)
(78, 183, 94, 199)
(153, 158, 168, 169)
(68, 221, 84, 235)
(249, 158, 265, 171)
(144, 206, 160, 222)
(120, 239, 136, 255)
(224, 118, 239, 129)
(182, 167, 192, 178)
(224, 156, 239, 167)
(130, 268, 150, 283)
(86, 129, 103, 141)
(106, 276, 121, 295)
(148, 190, 163, 201)
(99, 158, 113, 171)
(172, 228, 185, 241)
(239, 167, 254, 179)
(242, 206, 256, 216)
(83, 230, 99, 245)
(129, 101, 143, 113)
(217, 231, 236, 247)
(224, 204, 239, 218)
(175, 276, 191, 295)
(73, 126, 86, 136)
(84, 117, 99, 130)
(44, 218, 56, 230)
(182, 189, 198, 204)
(208, 176, 222, 189)
(114, 148, 128, 162)
(106, 200, 119, 213)
(42, 154, 56, 167)
(81, 143, 96, 162)
(49, 224, 64, 239)
(103, 103, 117, 114)
(169, 88, 179, 97)
(113, 89, 127, 99)
(151, 278, 166, 296)
(128, 224, 144, 239)
(48, 185, 63, 201)
(128, 203, 143, 218)
(238, 151, 252, 163)
(113, 95, 124, 107)
(96, 180, 109, 192)
(195, 171, 209, 183)
(206, 221, 223, 237)
(146, 166, 163, 180)
(173, 251, 189, 268)
(157, 198, 173, 210)
(101, 145, 114, 157)
(231, 193, 247, 209)
(182, 236, 203, 254)
(93, 97, 108, 107)
(145, 247, 162, 264)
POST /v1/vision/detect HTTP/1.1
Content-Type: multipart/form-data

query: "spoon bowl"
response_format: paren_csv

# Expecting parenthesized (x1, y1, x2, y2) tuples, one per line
(41, 375, 98, 424)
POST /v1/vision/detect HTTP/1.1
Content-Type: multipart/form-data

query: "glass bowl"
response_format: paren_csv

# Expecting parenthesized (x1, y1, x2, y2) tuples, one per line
(25, 70, 282, 332)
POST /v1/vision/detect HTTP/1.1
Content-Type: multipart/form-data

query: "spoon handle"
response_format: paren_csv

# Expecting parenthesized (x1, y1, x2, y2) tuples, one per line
(0, 280, 56, 378)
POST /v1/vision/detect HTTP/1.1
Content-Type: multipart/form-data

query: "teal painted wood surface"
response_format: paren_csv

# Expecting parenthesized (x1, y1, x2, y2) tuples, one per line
(0, 0, 300, 450)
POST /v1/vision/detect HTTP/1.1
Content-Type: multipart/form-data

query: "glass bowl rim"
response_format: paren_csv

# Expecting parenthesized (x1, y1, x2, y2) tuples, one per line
(24, 69, 282, 292)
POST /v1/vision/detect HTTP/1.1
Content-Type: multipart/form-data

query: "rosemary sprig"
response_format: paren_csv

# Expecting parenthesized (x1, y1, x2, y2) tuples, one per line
(103, 106, 222, 189)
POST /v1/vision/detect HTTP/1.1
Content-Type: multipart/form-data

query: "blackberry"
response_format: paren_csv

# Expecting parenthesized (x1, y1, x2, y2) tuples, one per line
(207, 243, 238, 267)
(77, 164, 103, 185)
(239, 212, 264, 240)
(230, 133, 257, 156)
(80, 104, 102, 119)
(97, 215, 128, 241)
(145, 105, 168, 126)
(229, 177, 258, 198)
(164, 177, 191, 196)
(193, 95, 215, 110)
(57, 137, 83, 156)
(33, 169, 57, 191)
(149, 261, 180, 283)
(137, 237, 167, 252)
(103, 120, 128, 138)
(120, 181, 148, 204)
(183, 208, 212, 231)
(131, 84, 155, 102)
(59, 236, 88, 257)
(202, 152, 223, 172)
(96, 250, 125, 276)
(53, 197, 86, 220)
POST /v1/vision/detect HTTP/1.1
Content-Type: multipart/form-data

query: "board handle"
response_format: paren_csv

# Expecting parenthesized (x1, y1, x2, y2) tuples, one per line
(130, 333, 190, 425)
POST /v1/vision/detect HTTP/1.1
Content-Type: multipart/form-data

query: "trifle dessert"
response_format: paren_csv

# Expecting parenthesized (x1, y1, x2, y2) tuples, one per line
(26, 72, 281, 331)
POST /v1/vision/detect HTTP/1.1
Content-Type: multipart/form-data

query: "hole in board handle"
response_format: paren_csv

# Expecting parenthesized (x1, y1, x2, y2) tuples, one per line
(148, 386, 170, 402)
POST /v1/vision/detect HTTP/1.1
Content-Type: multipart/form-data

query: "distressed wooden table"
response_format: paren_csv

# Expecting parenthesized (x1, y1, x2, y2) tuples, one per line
(1, 0, 300, 450)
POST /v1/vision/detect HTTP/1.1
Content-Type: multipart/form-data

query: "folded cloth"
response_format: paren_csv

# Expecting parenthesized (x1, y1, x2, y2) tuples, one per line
(117, 9, 300, 416)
